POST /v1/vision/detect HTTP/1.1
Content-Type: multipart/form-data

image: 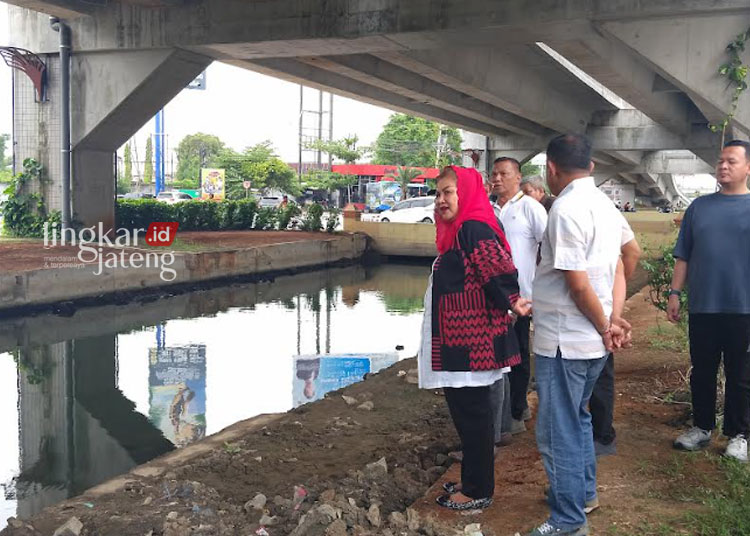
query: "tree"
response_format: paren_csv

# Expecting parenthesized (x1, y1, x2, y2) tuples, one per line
(372, 114, 461, 167)
(521, 162, 542, 176)
(0, 134, 11, 182)
(123, 142, 133, 184)
(303, 170, 358, 192)
(0, 134, 9, 169)
(116, 169, 131, 194)
(212, 142, 300, 199)
(386, 166, 423, 199)
(175, 133, 225, 185)
(305, 135, 369, 164)
(144, 136, 153, 184)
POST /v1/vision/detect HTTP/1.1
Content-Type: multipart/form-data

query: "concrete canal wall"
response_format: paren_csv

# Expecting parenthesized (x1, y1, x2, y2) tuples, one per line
(343, 219, 436, 257)
(0, 234, 367, 313)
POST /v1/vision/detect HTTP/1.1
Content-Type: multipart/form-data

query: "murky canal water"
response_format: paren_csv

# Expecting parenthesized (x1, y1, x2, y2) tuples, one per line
(0, 262, 431, 528)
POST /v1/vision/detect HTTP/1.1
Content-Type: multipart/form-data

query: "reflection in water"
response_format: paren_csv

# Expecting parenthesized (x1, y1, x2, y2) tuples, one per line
(292, 353, 399, 406)
(149, 344, 207, 447)
(0, 262, 430, 528)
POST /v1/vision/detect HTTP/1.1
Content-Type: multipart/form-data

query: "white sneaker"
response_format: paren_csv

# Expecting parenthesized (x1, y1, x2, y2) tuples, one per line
(674, 427, 711, 451)
(724, 435, 748, 462)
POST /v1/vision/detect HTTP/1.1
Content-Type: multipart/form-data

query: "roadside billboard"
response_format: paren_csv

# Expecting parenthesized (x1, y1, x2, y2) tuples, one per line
(200, 168, 225, 200)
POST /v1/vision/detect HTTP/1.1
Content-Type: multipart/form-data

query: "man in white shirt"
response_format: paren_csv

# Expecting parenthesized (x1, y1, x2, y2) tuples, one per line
(526, 135, 634, 536)
(491, 157, 548, 433)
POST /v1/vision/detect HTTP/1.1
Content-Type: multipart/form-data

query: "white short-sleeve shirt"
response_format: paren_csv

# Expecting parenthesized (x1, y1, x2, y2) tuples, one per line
(493, 191, 548, 299)
(532, 177, 635, 360)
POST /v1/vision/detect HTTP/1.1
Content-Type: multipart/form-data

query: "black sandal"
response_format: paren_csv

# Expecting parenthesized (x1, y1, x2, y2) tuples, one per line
(442, 481, 461, 494)
(436, 494, 492, 510)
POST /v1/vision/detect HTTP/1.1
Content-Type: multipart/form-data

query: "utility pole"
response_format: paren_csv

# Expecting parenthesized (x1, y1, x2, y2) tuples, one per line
(317, 89, 323, 166)
(435, 125, 447, 168)
(328, 93, 334, 170)
(298, 85, 303, 182)
(155, 109, 165, 195)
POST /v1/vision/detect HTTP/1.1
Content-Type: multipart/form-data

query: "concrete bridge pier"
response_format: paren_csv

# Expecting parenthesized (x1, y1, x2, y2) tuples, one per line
(14, 45, 210, 229)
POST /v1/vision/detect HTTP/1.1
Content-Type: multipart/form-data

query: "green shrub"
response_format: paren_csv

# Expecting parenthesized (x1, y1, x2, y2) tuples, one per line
(642, 239, 688, 334)
(233, 199, 258, 229)
(300, 203, 324, 232)
(325, 207, 340, 233)
(253, 207, 278, 230)
(116, 198, 266, 232)
(116, 199, 176, 231)
(0, 158, 58, 237)
(641, 240, 689, 314)
(278, 202, 301, 230)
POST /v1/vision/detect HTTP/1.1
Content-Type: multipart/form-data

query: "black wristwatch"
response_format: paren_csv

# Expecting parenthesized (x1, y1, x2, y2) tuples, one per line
(668, 289, 682, 297)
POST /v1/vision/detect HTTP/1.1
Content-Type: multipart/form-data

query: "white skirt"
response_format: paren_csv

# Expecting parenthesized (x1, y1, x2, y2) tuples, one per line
(417, 272, 506, 390)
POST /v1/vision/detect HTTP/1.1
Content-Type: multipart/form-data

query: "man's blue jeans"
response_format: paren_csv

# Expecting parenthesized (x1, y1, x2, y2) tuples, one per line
(535, 351, 608, 529)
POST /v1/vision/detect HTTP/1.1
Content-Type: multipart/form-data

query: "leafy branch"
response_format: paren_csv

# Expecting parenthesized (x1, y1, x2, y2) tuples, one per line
(710, 26, 750, 143)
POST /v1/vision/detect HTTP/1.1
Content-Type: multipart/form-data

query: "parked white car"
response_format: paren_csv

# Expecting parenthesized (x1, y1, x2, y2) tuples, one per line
(156, 191, 194, 204)
(379, 197, 435, 224)
(258, 196, 284, 208)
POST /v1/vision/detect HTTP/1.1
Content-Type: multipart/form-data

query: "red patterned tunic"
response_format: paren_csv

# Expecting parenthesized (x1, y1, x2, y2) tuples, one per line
(431, 220, 521, 372)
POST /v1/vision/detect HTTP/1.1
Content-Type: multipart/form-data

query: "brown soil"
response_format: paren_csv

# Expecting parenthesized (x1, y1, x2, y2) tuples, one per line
(173, 231, 332, 250)
(3, 289, 715, 536)
(1, 364, 458, 536)
(413, 289, 708, 535)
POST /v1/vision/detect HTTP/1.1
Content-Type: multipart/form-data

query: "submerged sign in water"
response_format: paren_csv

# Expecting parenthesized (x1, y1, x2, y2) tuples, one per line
(149, 344, 207, 447)
(293, 353, 399, 406)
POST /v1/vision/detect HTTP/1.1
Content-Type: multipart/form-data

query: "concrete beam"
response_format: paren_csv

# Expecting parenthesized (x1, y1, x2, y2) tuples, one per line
(12, 0, 749, 54)
(603, 151, 644, 166)
(305, 54, 548, 137)
(489, 110, 722, 152)
(600, 14, 750, 133)
(73, 48, 211, 150)
(4, 0, 93, 18)
(595, 151, 713, 175)
(588, 125, 720, 152)
(240, 57, 507, 136)
(550, 35, 696, 136)
(375, 46, 610, 134)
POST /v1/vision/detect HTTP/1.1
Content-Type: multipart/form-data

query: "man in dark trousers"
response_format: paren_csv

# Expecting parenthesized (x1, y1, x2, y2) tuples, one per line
(670, 140, 750, 461)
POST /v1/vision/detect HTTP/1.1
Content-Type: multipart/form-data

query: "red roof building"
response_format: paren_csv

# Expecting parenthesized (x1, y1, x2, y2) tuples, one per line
(331, 164, 440, 183)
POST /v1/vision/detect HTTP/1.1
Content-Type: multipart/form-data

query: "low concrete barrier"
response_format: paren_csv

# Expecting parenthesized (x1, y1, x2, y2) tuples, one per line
(0, 233, 367, 312)
(343, 219, 436, 257)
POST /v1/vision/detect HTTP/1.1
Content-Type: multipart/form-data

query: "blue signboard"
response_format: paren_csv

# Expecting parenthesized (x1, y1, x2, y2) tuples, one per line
(293, 353, 398, 406)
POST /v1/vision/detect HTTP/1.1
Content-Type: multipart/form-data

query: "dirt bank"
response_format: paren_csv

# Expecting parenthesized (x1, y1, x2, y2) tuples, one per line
(2, 362, 460, 536)
(413, 289, 707, 535)
(4, 286, 713, 536)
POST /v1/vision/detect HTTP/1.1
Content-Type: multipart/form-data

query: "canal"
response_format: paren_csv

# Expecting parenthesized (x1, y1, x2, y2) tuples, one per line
(0, 262, 431, 529)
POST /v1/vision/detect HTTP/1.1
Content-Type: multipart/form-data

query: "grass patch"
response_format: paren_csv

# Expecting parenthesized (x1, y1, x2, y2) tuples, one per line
(137, 237, 212, 252)
(627, 454, 750, 535)
(685, 458, 750, 535)
(646, 322, 688, 353)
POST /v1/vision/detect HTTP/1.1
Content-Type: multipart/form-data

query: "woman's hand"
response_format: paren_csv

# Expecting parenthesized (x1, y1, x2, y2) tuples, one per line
(511, 298, 532, 317)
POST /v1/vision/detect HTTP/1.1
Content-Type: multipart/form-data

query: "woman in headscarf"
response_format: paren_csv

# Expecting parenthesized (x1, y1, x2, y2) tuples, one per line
(418, 165, 530, 510)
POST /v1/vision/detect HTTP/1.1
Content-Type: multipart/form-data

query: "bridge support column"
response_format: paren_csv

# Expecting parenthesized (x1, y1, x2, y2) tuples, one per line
(13, 47, 211, 229)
